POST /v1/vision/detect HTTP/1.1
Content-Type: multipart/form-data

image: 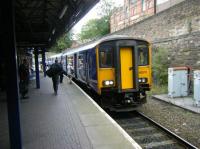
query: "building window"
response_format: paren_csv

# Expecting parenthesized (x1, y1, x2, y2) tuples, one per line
(130, 7, 136, 16)
(142, 0, 146, 11)
(126, 6, 129, 14)
(147, 0, 153, 9)
(121, 14, 124, 21)
(130, 0, 137, 5)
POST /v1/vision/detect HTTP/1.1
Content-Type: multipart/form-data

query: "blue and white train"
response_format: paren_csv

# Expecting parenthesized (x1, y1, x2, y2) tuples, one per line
(48, 35, 152, 111)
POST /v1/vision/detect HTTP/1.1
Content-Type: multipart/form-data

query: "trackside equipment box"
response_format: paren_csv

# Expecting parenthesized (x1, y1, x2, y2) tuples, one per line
(168, 67, 188, 98)
(194, 70, 200, 106)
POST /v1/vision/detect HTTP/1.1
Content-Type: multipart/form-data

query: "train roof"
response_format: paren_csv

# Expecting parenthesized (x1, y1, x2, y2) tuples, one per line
(48, 53, 62, 59)
(63, 35, 148, 56)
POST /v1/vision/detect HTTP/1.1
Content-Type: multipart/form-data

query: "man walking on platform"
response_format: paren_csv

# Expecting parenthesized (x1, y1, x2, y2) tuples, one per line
(50, 58, 62, 95)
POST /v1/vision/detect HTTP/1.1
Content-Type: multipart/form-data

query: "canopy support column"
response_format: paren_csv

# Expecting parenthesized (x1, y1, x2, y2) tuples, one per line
(34, 48, 40, 89)
(42, 49, 46, 77)
(2, 0, 22, 148)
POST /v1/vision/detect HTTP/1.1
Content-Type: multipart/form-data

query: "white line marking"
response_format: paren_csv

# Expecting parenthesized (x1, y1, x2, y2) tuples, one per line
(72, 80, 142, 149)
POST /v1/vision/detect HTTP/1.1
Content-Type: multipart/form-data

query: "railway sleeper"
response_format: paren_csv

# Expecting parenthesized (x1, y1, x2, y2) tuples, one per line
(119, 121, 147, 128)
(133, 133, 164, 140)
(141, 140, 182, 149)
(135, 135, 173, 145)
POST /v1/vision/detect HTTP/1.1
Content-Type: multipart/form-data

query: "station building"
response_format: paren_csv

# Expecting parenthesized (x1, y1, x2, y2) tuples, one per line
(110, 0, 185, 33)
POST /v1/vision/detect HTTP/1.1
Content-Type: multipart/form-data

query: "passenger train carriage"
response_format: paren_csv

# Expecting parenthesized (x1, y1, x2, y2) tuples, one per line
(52, 35, 152, 111)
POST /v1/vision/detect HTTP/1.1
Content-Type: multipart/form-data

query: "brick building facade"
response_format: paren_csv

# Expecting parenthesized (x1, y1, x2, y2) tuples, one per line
(110, 0, 185, 33)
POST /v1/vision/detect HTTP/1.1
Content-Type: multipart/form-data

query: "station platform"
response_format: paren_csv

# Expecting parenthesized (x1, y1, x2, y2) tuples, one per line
(152, 94, 200, 114)
(1, 76, 141, 149)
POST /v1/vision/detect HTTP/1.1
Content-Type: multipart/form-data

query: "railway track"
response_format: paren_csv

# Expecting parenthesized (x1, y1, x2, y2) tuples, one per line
(111, 112, 198, 149)
(73, 80, 198, 149)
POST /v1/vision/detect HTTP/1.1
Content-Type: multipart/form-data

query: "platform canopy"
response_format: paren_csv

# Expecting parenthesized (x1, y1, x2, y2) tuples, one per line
(15, 0, 99, 48)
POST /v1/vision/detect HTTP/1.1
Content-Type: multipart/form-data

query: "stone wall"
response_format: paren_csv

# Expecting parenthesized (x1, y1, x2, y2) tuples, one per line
(111, 0, 200, 68)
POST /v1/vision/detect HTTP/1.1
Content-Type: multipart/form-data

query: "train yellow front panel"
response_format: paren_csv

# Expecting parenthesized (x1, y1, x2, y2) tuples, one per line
(139, 66, 152, 85)
(99, 68, 115, 88)
(120, 47, 134, 89)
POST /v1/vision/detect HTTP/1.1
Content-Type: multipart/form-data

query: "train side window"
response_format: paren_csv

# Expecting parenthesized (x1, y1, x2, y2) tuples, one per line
(67, 56, 74, 67)
(99, 48, 113, 68)
(138, 44, 149, 66)
(78, 54, 84, 68)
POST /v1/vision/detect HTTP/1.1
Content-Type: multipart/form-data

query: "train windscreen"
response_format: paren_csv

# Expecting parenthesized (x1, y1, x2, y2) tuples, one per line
(137, 43, 149, 66)
(99, 47, 113, 68)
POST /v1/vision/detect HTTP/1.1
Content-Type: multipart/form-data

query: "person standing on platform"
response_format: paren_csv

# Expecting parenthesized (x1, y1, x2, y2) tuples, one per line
(19, 58, 29, 99)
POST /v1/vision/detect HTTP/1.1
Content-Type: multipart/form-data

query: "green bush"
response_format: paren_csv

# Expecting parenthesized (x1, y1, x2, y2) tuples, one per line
(152, 47, 170, 85)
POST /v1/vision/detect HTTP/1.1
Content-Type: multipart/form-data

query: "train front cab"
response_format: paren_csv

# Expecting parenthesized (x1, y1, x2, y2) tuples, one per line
(96, 39, 152, 111)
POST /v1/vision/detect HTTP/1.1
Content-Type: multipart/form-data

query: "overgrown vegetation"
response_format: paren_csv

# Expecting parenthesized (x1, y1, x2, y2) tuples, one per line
(78, 0, 114, 42)
(78, 16, 110, 42)
(152, 47, 170, 86)
(49, 32, 73, 53)
(148, 47, 170, 95)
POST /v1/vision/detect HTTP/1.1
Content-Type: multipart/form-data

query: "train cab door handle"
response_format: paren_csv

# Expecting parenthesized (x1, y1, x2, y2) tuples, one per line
(129, 67, 133, 71)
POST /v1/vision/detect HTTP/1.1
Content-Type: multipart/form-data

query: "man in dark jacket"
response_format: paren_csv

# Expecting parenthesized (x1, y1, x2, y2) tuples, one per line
(19, 59, 29, 99)
(50, 59, 62, 95)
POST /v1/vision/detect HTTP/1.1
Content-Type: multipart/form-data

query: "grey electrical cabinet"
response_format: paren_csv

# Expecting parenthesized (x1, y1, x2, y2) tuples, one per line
(194, 70, 200, 106)
(168, 67, 188, 98)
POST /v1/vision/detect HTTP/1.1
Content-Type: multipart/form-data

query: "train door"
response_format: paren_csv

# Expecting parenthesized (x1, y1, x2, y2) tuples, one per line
(74, 53, 77, 78)
(117, 42, 138, 92)
(120, 47, 134, 89)
(87, 48, 97, 90)
(77, 51, 87, 82)
(86, 51, 89, 83)
(83, 51, 87, 82)
(67, 55, 74, 76)
(77, 53, 84, 81)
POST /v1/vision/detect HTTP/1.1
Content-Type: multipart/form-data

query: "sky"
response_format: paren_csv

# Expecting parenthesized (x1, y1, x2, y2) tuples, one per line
(71, 0, 124, 35)
(157, 0, 169, 4)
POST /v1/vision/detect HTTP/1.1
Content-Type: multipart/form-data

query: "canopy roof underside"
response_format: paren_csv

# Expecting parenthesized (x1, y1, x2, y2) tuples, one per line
(15, 0, 99, 48)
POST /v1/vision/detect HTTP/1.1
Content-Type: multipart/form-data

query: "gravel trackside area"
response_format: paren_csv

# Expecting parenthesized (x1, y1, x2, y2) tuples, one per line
(138, 96, 200, 148)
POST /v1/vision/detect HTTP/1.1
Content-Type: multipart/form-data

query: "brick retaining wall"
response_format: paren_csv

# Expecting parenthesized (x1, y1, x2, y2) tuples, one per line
(111, 0, 200, 68)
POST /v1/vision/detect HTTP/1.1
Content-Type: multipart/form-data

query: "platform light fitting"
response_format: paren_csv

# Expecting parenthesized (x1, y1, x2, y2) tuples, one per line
(52, 28, 56, 35)
(59, 5, 68, 19)
(75, 10, 81, 17)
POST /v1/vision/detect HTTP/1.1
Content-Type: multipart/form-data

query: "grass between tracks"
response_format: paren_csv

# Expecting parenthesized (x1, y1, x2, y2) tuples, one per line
(147, 84, 168, 96)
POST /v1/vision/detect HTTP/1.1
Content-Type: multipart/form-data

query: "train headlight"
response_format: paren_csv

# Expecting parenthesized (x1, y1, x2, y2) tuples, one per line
(138, 78, 147, 83)
(103, 80, 114, 86)
(105, 81, 110, 86)
(109, 81, 114, 85)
